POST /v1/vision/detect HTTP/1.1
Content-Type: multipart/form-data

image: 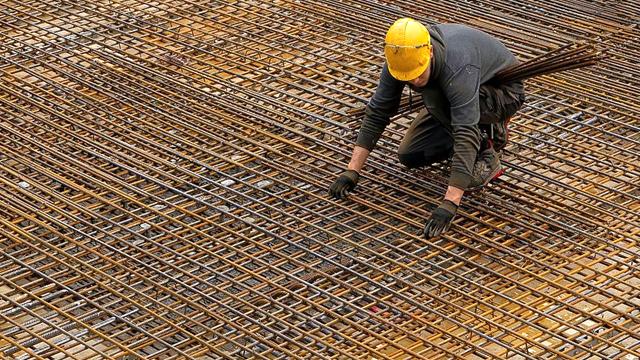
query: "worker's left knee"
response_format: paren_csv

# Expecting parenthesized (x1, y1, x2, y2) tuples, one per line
(503, 82, 526, 116)
(479, 81, 526, 124)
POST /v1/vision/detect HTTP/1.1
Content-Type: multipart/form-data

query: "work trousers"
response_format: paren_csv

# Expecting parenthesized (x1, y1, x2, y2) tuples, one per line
(398, 80, 525, 168)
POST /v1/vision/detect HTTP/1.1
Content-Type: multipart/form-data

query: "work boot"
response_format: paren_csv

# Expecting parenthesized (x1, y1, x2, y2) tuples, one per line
(491, 117, 511, 152)
(466, 146, 504, 191)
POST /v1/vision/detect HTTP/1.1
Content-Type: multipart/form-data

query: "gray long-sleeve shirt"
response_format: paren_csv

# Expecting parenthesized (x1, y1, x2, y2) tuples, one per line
(356, 24, 518, 189)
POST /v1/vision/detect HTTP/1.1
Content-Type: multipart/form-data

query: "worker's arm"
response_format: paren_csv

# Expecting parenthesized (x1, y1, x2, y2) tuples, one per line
(424, 65, 482, 237)
(444, 185, 464, 205)
(354, 64, 405, 150)
(347, 146, 370, 172)
(329, 64, 403, 199)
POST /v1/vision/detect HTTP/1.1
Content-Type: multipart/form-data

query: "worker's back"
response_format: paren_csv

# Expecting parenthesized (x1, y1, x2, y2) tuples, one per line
(434, 23, 518, 85)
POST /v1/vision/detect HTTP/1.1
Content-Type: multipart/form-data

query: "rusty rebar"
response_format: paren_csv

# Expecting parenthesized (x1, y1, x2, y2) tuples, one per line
(0, 0, 638, 359)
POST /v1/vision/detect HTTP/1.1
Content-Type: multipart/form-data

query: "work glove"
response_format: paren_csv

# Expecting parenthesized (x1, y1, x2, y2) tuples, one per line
(423, 200, 458, 238)
(328, 170, 359, 199)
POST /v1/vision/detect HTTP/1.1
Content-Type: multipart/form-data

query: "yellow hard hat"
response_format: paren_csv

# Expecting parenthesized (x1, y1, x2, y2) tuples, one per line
(384, 18, 431, 81)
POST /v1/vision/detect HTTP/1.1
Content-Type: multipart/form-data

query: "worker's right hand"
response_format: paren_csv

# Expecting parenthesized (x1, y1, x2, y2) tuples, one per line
(328, 170, 359, 199)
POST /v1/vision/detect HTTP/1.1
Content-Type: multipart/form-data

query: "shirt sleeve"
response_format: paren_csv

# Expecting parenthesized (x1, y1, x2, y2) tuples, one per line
(449, 125, 482, 189)
(444, 64, 483, 189)
(355, 64, 404, 151)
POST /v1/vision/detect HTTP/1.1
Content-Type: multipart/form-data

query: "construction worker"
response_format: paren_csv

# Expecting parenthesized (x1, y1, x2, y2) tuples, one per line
(329, 18, 526, 238)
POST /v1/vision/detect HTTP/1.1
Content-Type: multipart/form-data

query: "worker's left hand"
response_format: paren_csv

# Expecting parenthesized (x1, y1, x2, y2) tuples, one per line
(423, 200, 458, 238)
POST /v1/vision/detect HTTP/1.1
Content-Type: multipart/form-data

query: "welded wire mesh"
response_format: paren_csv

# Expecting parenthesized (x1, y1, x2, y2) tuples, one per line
(0, 0, 638, 359)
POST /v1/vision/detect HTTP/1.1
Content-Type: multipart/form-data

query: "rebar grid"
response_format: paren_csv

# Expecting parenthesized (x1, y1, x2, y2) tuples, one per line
(0, 0, 638, 359)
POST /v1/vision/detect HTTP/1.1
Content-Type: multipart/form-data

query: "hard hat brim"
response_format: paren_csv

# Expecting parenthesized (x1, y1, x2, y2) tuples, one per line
(386, 59, 430, 82)
(385, 47, 431, 82)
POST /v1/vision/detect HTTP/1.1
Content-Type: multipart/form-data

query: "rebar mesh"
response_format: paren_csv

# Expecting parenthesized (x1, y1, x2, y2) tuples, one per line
(0, 0, 638, 359)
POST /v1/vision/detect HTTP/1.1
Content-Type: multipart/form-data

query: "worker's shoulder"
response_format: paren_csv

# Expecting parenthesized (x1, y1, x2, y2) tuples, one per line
(435, 23, 510, 72)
